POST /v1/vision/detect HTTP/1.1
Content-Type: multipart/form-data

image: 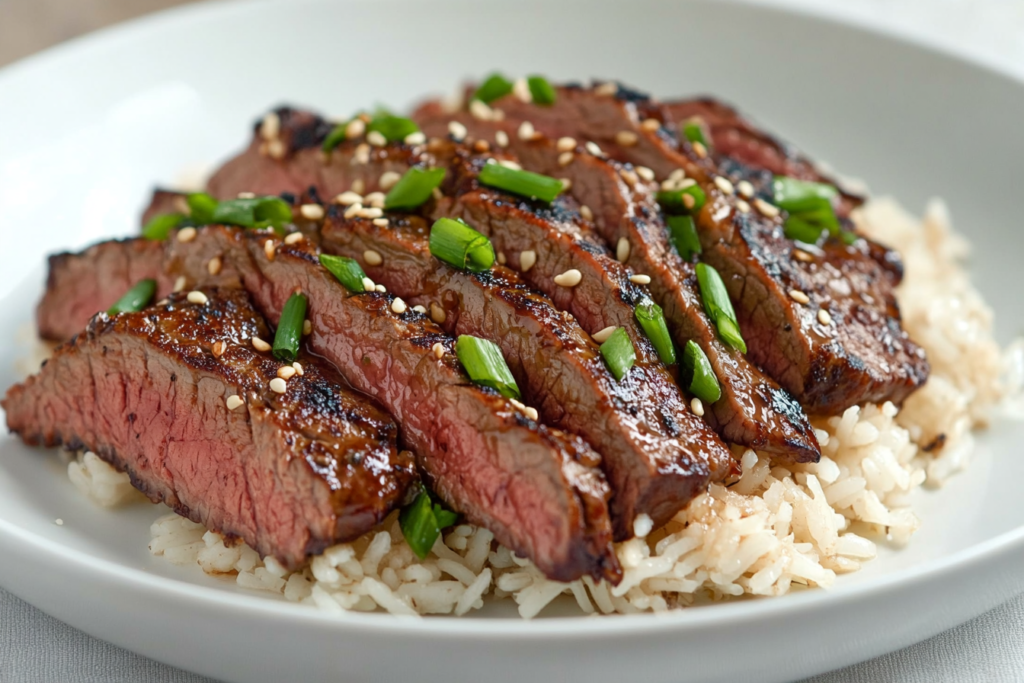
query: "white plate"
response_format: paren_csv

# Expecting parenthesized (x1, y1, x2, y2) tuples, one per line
(2, 1, 1023, 681)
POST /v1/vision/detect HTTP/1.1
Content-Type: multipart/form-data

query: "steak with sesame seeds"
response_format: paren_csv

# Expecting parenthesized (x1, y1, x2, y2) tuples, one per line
(320, 212, 735, 538)
(5, 287, 415, 570)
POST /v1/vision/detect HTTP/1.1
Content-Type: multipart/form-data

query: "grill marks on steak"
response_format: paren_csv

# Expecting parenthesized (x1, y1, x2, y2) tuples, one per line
(320, 212, 733, 537)
(415, 82, 928, 412)
(5, 288, 414, 569)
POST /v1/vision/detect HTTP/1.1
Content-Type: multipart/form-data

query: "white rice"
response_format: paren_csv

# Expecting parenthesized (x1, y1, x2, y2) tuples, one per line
(65, 198, 1023, 617)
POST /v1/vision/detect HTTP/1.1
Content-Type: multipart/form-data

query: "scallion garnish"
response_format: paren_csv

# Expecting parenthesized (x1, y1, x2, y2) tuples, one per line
(429, 218, 496, 272)
(667, 214, 702, 261)
(635, 300, 676, 365)
(321, 121, 350, 153)
(478, 163, 565, 203)
(368, 114, 419, 143)
(473, 73, 514, 104)
(773, 176, 849, 245)
(400, 484, 459, 559)
(384, 167, 446, 211)
(695, 262, 747, 353)
(455, 335, 520, 399)
(107, 279, 156, 315)
(319, 254, 367, 293)
(600, 327, 636, 381)
(141, 213, 185, 241)
(772, 177, 839, 208)
(184, 193, 293, 235)
(682, 340, 722, 404)
(527, 75, 556, 105)
(272, 292, 308, 362)
(656, 184, 706, 214)
(682, 118, 710, 148)
(187, 193, 219, 224)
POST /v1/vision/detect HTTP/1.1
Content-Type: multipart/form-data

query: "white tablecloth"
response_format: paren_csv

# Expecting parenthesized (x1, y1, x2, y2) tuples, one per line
(3, 1, 1024, 681)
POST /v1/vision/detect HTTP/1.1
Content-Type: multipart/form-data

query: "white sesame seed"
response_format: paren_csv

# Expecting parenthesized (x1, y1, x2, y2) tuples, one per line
(292, 361, 304, 376)
(616, 237, 631, 262)
(736, 199, 751, 214)
(361, 277, 376, 291)
(556, 137, 577, 152)
(187, 290, 208, 305)
(359, 207, 384, 219)
(793, 249, 814, 263)
(264, 239, 276, 261)
(260, 112, 281, 141)
(55, 518, 64, 526)
(448, 121, 467, 142)
(252, 336, 271, 352)
(519, 250, 537, 272)
(432, 342, 445, 359)
(714, 176, 735, 195)
(789, 289, 810, 305)
(591, 326, 617, 343)
(226, 395, 244, 411)
(497, 251, 507, 265)
(372, 217, 389, 227)
(354, 143, 371, 164)
(430, 302, 446, 324)
(510, 398, 527, 412)
(737, 180, 755, 199)
(619, 168, 639, 186)
(585, 141, 604, 157)
(237, 191, 256, 199)
(363, 249, 383, 266)
(269, 377, 288, 394)
(375, 284, 386, 293)
(692, 141, 708, 158)
(615, 130, 639, 147)
(343, 203, 363, 219)
(364, 192, 386, 208)
(755, 198, 780, 218)
(558, 151, 575, 167)
(594, 82, 617, 96)
(559, 177, 572, 190)
(391, 297, 407, 314)
(580, 205, 594, 221)
(669, 168, 686, 182)
(211, 340, 226, 357)
(524, 406, 539, 421)
(404, 131, 426, 145)
(300, 204, 324, 220)
(284, 231, 304, 245)
(335, 191, 363, 205)
(345, 118, 365, 139)
(302, 319, 312, 336)
(412, 304, 427, 314)
(177, 226, 197, 243)
(470, 99, 495, 121)
(379, 171, 402, 190)
(206, 256, 222, 276)
(641, 118, 661, 132)
(351, 179, 366, 195)
(553, 269, 582, 287)
(682, 194, 696, 210)
(366, 130, 387, 147)
(498, 159, 522, 171)
(267, 139, 286, 160)
(629, 274, 651, 285)
(494, 130, 509, 148)
(512, 77, 532, 102)
(173, 276, 187, 293)
(690, 397, 705, 417)
(156, 299, 169, 307)
(277, 365, 297, 380)
(636, 166, 655, 182)
(818, 309, 833, 326)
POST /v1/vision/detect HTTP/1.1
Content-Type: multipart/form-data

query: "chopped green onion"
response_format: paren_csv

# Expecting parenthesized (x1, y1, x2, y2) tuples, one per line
(478, 163, 565, 203)
(682, 118, 710, 148)
(527, 75, 556, 105)
(695, 262, 747, 353)
(667, 215, 702, 261)
(187, 192, 219, 224)
(429, 218, 495, 272)
(635, 300, 676, 365)
(783, 215, 827, 244)
(184, 194, 293, 235)
(682, 340, 722, 404)
(384, 167, 446, 211)
(319, 254, 367, 293)
(473, 73, 514, 104)
(107, 279, 156, 315)
(400, 485, 458, 559)
(455, 335, 520, 399)
(141, 213, 185, 241)
(321, 120, 351, 152)
(772, 176, 838, 209)
(272, 292, 308, 362)
(368, 114, 419, 143)
(840, 229, 859, 245)
(600, 327, 636, 381)
(656, 184, 706, 214)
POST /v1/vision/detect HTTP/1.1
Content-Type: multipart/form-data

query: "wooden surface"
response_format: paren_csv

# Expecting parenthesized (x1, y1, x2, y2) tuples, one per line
(0, 0, 197, 67)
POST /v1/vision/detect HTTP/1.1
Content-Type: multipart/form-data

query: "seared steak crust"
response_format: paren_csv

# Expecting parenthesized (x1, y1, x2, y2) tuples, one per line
(6, 288, 414, 569)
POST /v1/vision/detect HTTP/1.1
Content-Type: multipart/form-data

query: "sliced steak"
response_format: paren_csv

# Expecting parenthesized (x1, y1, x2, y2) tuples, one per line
(415, 83, 928, 412)
(6, 288, 415, 570)
(320, 212, 734, 537)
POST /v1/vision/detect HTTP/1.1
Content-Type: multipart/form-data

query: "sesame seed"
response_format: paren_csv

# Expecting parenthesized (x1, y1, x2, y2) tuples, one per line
(366, 130, 387, 147)
(173, 276, 187, 293)
(585, 141, 604, 157)
(616, 238, 631, 262)
(284, 232, 304, 245)
(789, 289, 810, 304)
(594, 82, 618, 96)
(345, 118, 366, 138)
(619, 169, 638, 187)
(237, 191, 256, 199)
(375, 284, 386, 293)
(412, 304, 427, 314)
(212, 340, 226, 357)
(269, 378, 287, 394)
(818, 309, 833, 325)
(497, 251, 507, 265)
(690, 397, 705, 417)
(448, 121, 467, 142)
(494, 130, 509, 148)
(177, 227, 197, 243)
(510, 398, 527, 412)
(343, 203, 363, 219)
(559, 177, 572, 190)
(351, 179, 366, 195)
(553, 269, 582, 287)
(692, 141, 708, 158)
(669, 169, 686, 182)
(226, 395, 244, 411)
(267, 139, 286, 160)
(470, 99, 495, 121)
(252, 336, 271, 352)
(519, 250, 537, 272)
(293, 362, 304, 376)
(391, 298, 407, 314)
(512, 77, 532, 102)
(404, 131, 426, 145)
(156, 299, 169, 307)
(793, 249, 814, 263)
(755, 198, 780, 218)
(302, 319, 312, 336)
(335, 191, 363, 205)
(432, 342, 445, 359)
(372, 217, 389, 227)
(264, 239, 276, 261)
(378, 171, 401, 191)
(363, 249, 383, 266)
(641, 118, 661, 132)
(361, 276, 376, 291)
(300, 204, 324, 220)
(187, 290, 208, 305)
(636, 166, 655, 182)
(629, 274, 651, 285)
(354, 143, 371, 164)
(615, 130, 639, 147)
(592, 326, 616, 343)
(260, 112, 281, 140)
(558, 151, 575, 167)
(736, 199, 751, 214)
(556, 137, 577, 153)
(498, 159, 521, 171)
(364, 192, 386, 208)
(359, 207, 384, 219)
(682, 194, 696, 210)
(524, 406, 539, 421)
(278, 365, 297, 380)
(473, 140, 491, 154)
(580, 205, 594, 221)
(714, 176, 735, 195)
(737, 180, 755, 198)
(207, 256, 222, 276)
(429, 302, 446, 324)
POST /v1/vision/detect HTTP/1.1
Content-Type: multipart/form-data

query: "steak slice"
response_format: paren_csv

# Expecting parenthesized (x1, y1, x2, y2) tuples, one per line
(415, 82, 928, 412)
(6, 288, 415, 570)
(320, 212, 734, 537)
(34, 225, 621, 583)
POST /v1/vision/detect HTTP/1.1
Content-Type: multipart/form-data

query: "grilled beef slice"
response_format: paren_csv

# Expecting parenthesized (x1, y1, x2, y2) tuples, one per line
(320, 212, 733, 537)
(415, 83, 928, 412)
(6, 288, 415, 569)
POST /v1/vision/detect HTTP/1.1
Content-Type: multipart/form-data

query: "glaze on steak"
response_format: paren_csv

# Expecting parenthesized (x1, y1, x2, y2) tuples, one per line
(6, 288, 415, 570)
